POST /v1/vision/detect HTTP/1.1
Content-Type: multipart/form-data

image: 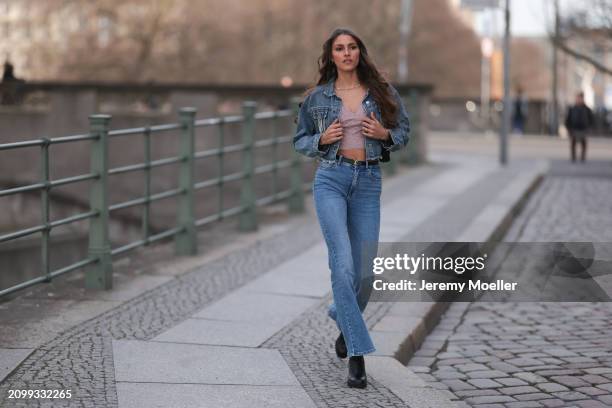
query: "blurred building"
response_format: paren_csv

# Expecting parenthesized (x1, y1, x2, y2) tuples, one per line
(407, 0, 482, 99)
(0, 0, 120, 79)
(2, 0, 608, 134)
(0, 1, 34, 76)
(0, 0, 481, 92)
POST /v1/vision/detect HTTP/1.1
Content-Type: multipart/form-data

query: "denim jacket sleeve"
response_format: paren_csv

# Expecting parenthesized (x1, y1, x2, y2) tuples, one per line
(381, 85, 411, 152)
(293, 93, 330, 158)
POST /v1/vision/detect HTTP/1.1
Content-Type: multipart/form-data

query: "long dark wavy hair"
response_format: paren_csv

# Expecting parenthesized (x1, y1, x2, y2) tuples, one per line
(305, 28, 398, 128)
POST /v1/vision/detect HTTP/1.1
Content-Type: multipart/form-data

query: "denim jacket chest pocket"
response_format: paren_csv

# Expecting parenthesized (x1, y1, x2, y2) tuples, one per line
(362, 99, 382, 150)
(363, 99, 381, 121)
(309, 106, 331, 134)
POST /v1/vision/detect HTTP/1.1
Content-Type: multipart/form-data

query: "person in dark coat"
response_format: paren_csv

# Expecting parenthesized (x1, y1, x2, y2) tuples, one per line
(512, 87, 528, 135)
(564, 92, 594, 163)
(1, 60, 25, 105)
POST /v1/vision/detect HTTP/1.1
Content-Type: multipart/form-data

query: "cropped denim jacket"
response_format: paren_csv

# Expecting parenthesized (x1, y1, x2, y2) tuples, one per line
(293, 79, 410, 161)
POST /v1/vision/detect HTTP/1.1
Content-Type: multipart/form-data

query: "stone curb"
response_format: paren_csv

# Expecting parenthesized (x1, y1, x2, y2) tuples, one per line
(368, 160, 548, 406)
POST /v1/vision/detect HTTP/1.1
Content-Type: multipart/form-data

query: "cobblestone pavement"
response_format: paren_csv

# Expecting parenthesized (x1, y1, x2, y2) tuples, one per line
(0, 156, 528, 408)
(0, 218, 323, 408)
(262, 296, 408, 408)
(0, 162, 448, 408)
(409, 159, 612, 408)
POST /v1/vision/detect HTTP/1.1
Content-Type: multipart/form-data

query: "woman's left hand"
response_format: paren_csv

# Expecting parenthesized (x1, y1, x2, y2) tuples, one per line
(362, 112, 390, 141)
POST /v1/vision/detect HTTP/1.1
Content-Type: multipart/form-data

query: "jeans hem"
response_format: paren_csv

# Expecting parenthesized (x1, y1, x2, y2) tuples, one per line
(348, 346, 376, 357)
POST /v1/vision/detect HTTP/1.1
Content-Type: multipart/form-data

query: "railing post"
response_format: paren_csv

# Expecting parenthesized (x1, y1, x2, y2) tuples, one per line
(404, 89, 421, 165)
(175, 107, 198, 255)
(142, 127, 152, 243)
(289, 97, 305, 213)
(40, 138, 51, 283)
(383, 148, 397, 175)
(239, 101, 258, 231)
(381, 94, 398, 175)
(217, 120, 225, 220)
(87, 114, 113, 289)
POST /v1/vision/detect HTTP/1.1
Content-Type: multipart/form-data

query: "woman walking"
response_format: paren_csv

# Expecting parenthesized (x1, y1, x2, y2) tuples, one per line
(293, 28, 410, 388)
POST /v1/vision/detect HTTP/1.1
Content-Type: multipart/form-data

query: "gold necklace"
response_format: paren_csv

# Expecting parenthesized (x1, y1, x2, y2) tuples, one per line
(335, 83, 361, 91)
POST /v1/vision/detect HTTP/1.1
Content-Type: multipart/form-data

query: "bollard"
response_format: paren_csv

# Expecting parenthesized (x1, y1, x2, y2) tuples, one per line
(86, 114, 113, 289)
(289, 97, 305, 213)
(175, 107, 198, 255)
(239, 101, 258, 231)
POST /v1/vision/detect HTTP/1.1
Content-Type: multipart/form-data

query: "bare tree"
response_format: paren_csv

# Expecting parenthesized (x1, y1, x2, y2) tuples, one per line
(552, 0, 612, 76)
(13, 0, 481, 98)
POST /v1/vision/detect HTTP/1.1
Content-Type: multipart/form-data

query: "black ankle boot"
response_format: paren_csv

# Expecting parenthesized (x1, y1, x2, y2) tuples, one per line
(347, 356, 367, 388)
(335, 332, 347, 359)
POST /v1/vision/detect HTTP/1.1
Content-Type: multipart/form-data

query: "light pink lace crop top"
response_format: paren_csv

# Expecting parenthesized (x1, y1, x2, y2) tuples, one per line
(339, 103, 366, 150)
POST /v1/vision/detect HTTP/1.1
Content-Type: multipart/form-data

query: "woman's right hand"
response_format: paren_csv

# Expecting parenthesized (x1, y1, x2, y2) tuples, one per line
(320, 119, 343, 145)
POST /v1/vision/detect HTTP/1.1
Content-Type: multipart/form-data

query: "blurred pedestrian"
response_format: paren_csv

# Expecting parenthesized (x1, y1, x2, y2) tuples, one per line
(511, 86, 528, 135)
(2, 60, 15, 81)
(564, 92, 594, 163)
(1, 59, 24, 105)
(293, 27, 410, 389)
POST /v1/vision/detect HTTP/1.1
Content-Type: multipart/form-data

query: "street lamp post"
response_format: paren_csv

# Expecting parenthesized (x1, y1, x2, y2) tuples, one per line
(461, 0, 510, 165)
(550, 0, 560, 136)
(397, 0, 414, 83)
(481, 37, 494, 128)
(500, 0, 511, 165)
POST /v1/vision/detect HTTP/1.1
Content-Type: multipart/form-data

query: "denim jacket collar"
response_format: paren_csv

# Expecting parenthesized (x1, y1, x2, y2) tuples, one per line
(322, 79, 336, 97)
(293, 79, 410, 162)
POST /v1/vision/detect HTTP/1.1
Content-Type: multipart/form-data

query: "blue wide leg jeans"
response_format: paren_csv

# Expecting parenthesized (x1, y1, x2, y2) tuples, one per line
(313, 157, 381, 357)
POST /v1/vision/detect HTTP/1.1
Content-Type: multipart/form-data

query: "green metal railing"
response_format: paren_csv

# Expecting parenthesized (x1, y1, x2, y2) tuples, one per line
(379, 93, 421, 174)
(1, 92, 421, 298)
(0, 99, 310, 297)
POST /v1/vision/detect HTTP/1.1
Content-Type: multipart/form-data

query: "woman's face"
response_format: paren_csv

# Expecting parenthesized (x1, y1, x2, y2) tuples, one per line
(331, 34, 360, 73)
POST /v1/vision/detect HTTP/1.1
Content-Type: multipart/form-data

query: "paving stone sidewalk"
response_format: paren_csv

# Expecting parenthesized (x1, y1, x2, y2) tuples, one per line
(409, 159, 612, 408)
(0, 153, 544, 407)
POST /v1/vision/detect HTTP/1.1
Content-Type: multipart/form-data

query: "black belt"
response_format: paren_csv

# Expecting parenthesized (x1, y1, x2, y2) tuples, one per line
(335, 155, 379, 166)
